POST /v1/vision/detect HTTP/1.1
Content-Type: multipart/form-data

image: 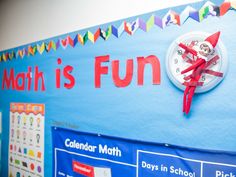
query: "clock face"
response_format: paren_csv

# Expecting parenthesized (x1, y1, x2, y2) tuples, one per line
(166, 31, 228, 93)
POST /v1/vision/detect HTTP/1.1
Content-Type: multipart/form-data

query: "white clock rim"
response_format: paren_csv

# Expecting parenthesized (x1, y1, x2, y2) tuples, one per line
(165, 31, 228, 93)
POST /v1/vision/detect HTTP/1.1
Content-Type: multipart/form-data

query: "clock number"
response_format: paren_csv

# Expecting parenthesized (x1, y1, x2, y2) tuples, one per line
(201, 75, 206, 81)
(176, 68, 180, 73)
(193, 40, 198, 45)
(211, 49, 215, 56)
(177, 50, 183, 55)
(174, 58, 178, 64)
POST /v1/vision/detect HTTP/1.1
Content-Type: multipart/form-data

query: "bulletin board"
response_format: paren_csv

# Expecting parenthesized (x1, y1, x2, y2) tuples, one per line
(0, 0, 236, 176)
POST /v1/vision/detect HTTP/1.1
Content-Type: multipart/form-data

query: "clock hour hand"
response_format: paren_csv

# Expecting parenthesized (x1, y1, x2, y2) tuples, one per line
(181, 58, 205, 74)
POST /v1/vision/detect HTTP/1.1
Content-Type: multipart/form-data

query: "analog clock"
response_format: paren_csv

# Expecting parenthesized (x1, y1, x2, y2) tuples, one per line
(166, 31, 228, 93)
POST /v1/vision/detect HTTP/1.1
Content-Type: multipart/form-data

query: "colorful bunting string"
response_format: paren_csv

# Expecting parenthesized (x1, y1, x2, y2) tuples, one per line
(0, 0, 235, 62)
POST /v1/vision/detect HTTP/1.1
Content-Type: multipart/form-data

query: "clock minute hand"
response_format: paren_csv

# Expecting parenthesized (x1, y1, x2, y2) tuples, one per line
(178, 42, 198, 57)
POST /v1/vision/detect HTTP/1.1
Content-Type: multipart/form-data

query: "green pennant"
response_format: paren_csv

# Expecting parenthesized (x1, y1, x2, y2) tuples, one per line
(146, 15, 155, 31)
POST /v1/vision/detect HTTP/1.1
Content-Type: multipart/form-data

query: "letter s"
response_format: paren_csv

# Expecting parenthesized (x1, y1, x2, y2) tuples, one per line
(63, 65, 75, 89)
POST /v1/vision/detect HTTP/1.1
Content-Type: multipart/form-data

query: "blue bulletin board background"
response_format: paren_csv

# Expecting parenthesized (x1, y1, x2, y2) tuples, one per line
(1, 0, 236, 176)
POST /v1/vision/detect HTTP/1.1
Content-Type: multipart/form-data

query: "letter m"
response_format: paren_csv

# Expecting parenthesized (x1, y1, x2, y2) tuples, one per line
(2, 69, 15, 90)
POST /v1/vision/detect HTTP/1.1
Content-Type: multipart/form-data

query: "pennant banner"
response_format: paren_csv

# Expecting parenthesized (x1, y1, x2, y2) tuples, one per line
(0, 0, 235, 62)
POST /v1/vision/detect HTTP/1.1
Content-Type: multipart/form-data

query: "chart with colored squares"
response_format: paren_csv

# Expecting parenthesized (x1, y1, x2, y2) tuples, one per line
(8, 103, 44, 177)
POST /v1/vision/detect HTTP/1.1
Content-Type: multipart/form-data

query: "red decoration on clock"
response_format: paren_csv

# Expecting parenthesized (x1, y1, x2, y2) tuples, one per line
(179, 31, 223, 114)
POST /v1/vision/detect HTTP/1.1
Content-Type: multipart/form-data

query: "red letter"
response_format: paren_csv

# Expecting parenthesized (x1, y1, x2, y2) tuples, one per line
(56, 58, 62, 88)
(95, 55, 109, 88)
(63, 65, 75, 89)
(15, 73, 25, 91)
(26, 67, 32, 91)
(34, 66, 45, 91)
(137, 55, 161, 85)
(112, 59, 133, 87)
(2, 69, 15, 90)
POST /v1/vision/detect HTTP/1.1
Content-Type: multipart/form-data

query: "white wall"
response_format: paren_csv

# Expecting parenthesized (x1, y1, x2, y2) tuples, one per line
(0, 0, 200, 51)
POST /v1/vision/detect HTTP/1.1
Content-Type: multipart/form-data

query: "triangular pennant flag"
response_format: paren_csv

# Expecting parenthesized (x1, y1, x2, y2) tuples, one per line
(139, 18, 147, 31)
(199, 1, 213, 22)
(146, 15, 155, 31)
(33, 45, 37, 54)
(112, 25, 118, 37)
(37, 43, 45, 54)
(50, 41, 56, 51)
(220, 1, 231, 16)
(9, 51, 15, 60)
(2, 53, 8, 61)
(154, 15, 163, 28)
(180, 6, 192, 25)
(94, 28, 100, 42)
(118, 22, 125, 37)
(111, 22, 124, 38)
(45, 42, 52, 52)
(78, 34, 84, 45)
(18, 49, 25, 58)
(67, 36, 74, 47)
(61, 38, 68, 49)
(124, 18, 139, 35)
(24, 48, 28, 56)
(87, 31, 94, 43)
(162, 10, 180, 28)
(28, 46, 35, 56)
(56, 40, 60, 49)
(100, 26, 112, 40)
(204, 1, 220, 16)
(27, 46, 31, 56)
(1, 54, 4, 61)
(73, 34, 78, 47)
(83, 32, 89, 44)
(189, 7, 199, 21)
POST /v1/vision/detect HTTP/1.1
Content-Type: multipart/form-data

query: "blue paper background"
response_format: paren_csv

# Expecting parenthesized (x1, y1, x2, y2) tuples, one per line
(1, 0, 236, 176)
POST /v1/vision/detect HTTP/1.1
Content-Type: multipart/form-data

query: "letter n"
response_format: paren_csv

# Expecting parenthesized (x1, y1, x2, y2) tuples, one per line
(137, 55, 161, 85)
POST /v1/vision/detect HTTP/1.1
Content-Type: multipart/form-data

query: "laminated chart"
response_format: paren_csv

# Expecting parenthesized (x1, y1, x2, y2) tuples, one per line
(52, 127, 236, 177)
(9, 103, 45, 177)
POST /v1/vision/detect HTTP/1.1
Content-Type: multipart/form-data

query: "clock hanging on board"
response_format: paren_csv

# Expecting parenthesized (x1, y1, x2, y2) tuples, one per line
(166, 31, 228, 115)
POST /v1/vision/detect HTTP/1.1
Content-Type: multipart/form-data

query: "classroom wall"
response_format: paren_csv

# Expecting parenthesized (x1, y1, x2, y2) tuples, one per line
(1, 0, 236, 177)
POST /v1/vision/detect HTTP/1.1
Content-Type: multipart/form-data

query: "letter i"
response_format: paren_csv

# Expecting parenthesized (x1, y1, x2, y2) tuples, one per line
(56, 58, 62, 88)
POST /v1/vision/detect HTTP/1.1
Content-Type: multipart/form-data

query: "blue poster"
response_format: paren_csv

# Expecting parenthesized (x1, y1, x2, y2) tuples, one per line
(52, 127, 236, 177)
(1, 0, 236, 176)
